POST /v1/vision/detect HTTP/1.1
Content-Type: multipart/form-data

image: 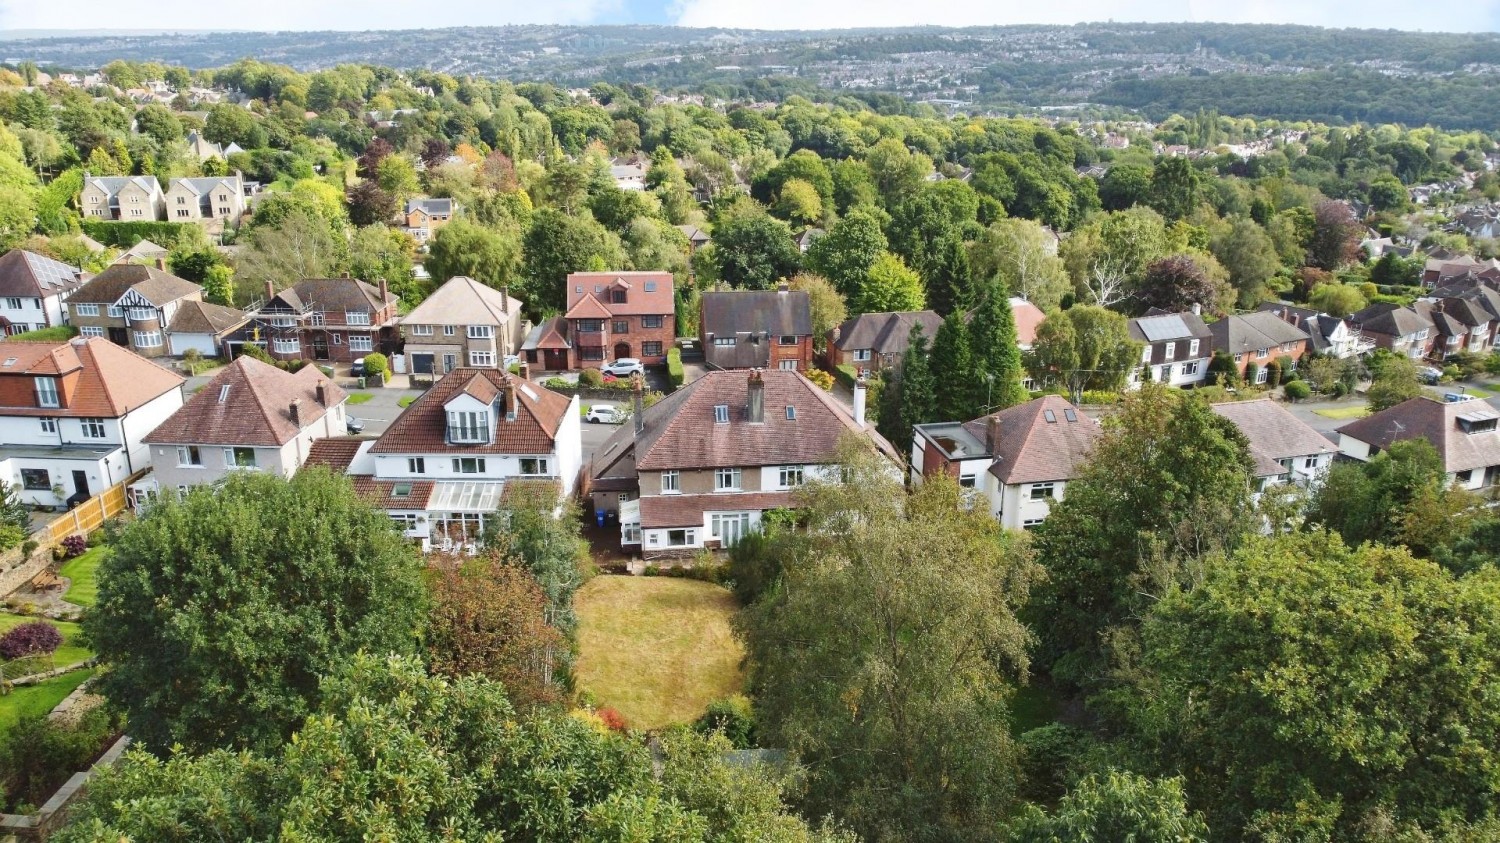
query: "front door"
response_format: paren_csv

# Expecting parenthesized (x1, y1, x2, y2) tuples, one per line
(312, 334, 329, 360)
(107, 327, 128, 346)
(613, 342, 631, 361)
(71, 470, 90, 500)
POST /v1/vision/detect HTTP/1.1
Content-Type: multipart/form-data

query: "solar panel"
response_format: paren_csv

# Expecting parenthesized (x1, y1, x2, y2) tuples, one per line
(1137, 315, 1191, 343)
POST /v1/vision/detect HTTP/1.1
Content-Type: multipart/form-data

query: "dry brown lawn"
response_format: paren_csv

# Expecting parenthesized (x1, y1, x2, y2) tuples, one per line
(574, 575, 744, 730)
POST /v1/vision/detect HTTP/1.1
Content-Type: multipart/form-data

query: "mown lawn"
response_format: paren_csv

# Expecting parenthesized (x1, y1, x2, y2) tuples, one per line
(59, 546, 108, 608)
(345, 392, 375, 405)
(574, 576, 744, 731)
(0, 668, 95, 732)
(0, 614, 92, 669)
(1314, 405, 1371, 420)
(398, 395, 418, 408)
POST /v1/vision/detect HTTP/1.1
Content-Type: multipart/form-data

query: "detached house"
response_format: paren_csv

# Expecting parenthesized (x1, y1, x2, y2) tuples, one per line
(257, 278, 400, 365)
(143, 357, 349, 494)
(305, 367, 581, 552)
(523, 271, 675, 371)
(1127, 310, 1214, 388)
(0, 337, 183, 508)
(1207, 311, 1310, 383)
(588, 370, 897, 556)
(404, 198, 455, 242)
(402, 276, 524, 376)
(699, 287, 815, 371)
(910, 395, 1101, 531)
(828, 310, 942, 377)
(1337, 397, 1500, 491)
(67, 262, 202, 358)
(1349, 302, 1435, 360)
(1255, 303, 1373, 359)
(80, 174, 165, 220)
(1210, 399, 1335, 491)
(163, 173, 246, 221)
(0, 249, 88, 335)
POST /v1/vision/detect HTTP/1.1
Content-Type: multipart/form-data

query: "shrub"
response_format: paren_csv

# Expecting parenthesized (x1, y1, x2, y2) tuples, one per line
(544, 377, 572, 389)
(1442, 364, 1462, 382)
(1486, 353, 1500, 377)
(0, 620, 62, 660)
(1243, 361, 1260, 386)
(1079, 390, 1122, 405)
(1017, 724, 1096, 803)
(20, 539, 38, 559)
(804, 368, 834, 391)
(1283, 381, 1312, 402)
(6, 325, 77, 342)
(666, 347, 684, 389)
(578, 368, 604, 388)
(596, 706, 628, 732)
(1264, 359, 1282, 388)
(832, 364, 859, 388)
(693, 695, 756, 749)
(60, 534, 86, 559)
(362, 352, 388, 378)
(0, 709, 120, 812)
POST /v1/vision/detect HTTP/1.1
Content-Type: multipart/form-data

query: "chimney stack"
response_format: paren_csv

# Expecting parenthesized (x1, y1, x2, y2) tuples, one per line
(378, 278, 389, 304)
(518, 360, 530, 380)
(501, 286, 509, 313)
(156, 257, 168, 271)
(747, 370, 764, 424)
(1191, 302, 1202, 316)
(632, 373, 645, 434)
(777, 281, 789, 294)
(288, 399, 301, 427)
(985, 415, 1001, 455)
(852, 377, 867, 428)
(315, 381, 327, 407)
(503, 382, 516, 421)
(266, 280, 276, 301)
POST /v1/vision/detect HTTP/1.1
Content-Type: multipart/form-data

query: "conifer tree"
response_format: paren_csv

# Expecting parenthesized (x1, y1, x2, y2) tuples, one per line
(969, 276, 1029, 409)
(929, 311, 976, 420)
(894, 323, 936, 453)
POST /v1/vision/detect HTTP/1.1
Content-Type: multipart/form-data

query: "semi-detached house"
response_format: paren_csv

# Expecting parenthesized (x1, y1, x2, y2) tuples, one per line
(1127, 310, 1214, 388)
(0, 249, 88, 335)
(66, 262, 202, 359)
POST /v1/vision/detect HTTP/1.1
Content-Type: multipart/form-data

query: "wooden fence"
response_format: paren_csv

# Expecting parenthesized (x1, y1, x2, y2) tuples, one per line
(0, 471, 144, 600)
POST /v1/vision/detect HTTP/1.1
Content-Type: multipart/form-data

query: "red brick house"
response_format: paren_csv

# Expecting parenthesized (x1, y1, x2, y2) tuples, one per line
(699, 286, 815, 371)
(522, 271, 675, 371)
(1207, 311, 1311, 384)
(255, 277, 400, 365)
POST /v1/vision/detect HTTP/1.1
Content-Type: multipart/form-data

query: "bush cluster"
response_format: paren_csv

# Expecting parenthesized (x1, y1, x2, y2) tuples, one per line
(0, 620, 62, 660)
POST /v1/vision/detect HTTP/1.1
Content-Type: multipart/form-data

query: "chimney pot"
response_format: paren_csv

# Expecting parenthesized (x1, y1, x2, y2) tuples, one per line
(156, 257, 168, 271)
(1191, 302, 1202, 316)
(746, 369, 765, 424)
(288, 399, 301, 427)
(852, 377, 867, 428)
(985, 415, 1001, 455)
(518, 360, 530, 380)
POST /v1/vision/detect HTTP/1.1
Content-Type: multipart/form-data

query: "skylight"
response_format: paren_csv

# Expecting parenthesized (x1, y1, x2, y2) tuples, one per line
(785, 406, 796, 420)
(218, 385, 231, 403)
(1043, 410, 1057, 423)
(1064, 409, 1078, 422)
(714, 404, 730, 424)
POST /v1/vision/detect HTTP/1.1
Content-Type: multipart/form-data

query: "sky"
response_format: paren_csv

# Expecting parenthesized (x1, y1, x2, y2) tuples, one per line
(2, 0, 1498, 33)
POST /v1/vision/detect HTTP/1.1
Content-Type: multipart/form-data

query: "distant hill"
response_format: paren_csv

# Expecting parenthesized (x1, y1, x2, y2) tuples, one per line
(6, 22, 1500, 129)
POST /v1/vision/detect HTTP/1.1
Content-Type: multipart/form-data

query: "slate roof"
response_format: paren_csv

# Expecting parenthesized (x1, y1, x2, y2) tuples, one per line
(1254, 303, 1348, 354)
(955, 395, 1100, 485)
(166, 300, 249, 335)
(1351, 302, 1434, 338)
(676, 224, 711, 244)
(1129, 311, 1213, 344)
(565, 271, 674, 317)
(701, 289, 812, 368)
(626, 369, 896, 472)
(145, 357, 347, 447)
(1210, 399, 1335, 477)
(172, 175, 240, 195)
(406, 198, 454, 217)
(831, 310, 942, 356)
(1208, 311, 1310, 354)
(0, 250, 86, 299)
(71, 263, 200, 306)
(0, 337, 183, 418)
(370, 367, 571, 455)
(267, 278, 395, 315)
(1339, 397, 1500, 475)
(84, 175, 160, 196)
(402, 276, 520, 326)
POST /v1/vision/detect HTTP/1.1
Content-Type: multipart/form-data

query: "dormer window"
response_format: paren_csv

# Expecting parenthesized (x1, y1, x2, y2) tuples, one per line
(447, 409, 490, 443)
(35, 377, 59, 408)
(611, 289, 627, 304)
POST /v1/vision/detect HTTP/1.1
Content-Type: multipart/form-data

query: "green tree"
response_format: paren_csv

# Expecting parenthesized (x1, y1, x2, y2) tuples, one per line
(1031, 385, 1255, 682)
(426, 218, 521, 295)
(521, 208, 623, 312)
(1099, 163, 1154, 211)
(1135, 532, 1500, 837)
(788, 272, 847, 354)
(85, 470, 428, 754)
(892, 323, 935, 452)
(200, 264, 234, 306)
(1366, 354, 1424, 412)
(774, 178, 823, 228)
(375, 154, 420, 204)
(929, 311, 976, 420)
(1025, 305, 1140, 401)
(348, 224, 417, 298)
(1307, 200, 1361, 271)
(740, 449, 1040, 841)
(1004, 772, 1208, 842)
(1148, 156, 1202, 221)
(1209, 217, 1282, 308)
(708, 210, 802, 290)
(1307, 438, 1461, 549)
(235, 206, 342, 302)
(804, 208, 887, 304)
(853, 251, 923, 314)
(203, 103, 260, 148)
(968, 276, 1031, 410)
(1308, 282, 1368, 317)
(0, 185, 37, 250)
(969, 218, 1071, 312)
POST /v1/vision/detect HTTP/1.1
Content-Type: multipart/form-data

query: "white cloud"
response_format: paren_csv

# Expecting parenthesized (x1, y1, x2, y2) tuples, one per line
(0, 0, 622, 31)
(672, 0, 1499, 33)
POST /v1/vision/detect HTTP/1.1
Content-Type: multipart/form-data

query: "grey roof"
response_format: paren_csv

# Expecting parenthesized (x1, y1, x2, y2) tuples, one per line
(0, 250, 85, 299)
(406, 197, 454, 216)
(1254, 302, 1349, 353)
(832, 310, 942, 356)
(1211, 399, 1335, 476)
(1351, 302, 1434, 338)
(266, 278, 395, 314)
(85, 175, 160, 195)
(701, 289, 812, 337)
(71, 263, 200, 306)
(120, 239, 169, 259)
(172, 176, 240, 195)
(1208, 311, 1310, 354)
(1130, 312, 1212, 343)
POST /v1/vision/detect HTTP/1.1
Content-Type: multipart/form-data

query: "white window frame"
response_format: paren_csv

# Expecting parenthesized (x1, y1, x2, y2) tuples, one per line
(1141, 345, 1152, 363)
(1181, 360, 1200, 376)
(778, 465, 804, 488)
(79, 326, 105, 338)
(519, 457, 550, 476)
(345, 311, 371, 326)
(348, 335, 373, 353)
(852, 348, 872, 362)
(1164, 341, 1176, 361)
(223, 446, 257, 468)
(39, 417, 56, 434)
(73, 304, 100, 317)
(35, 377, 59, 408)
(467, 325, 493, 339)
(452, 457, 487, 474)
(133, 330, 163, 348)
(714, 404, 729, 424)
(407, 457, 426, 474)
(1028, 482, 1056, 500)
(714, 467, 742, 492)
(272, 338, 301, 354)
(1188, 338, 1200, 356)
(469, 351, 495, 367)
(661, 471, 680, 494)
(177, 445, 202, 467)
(410, 324, 434, 336)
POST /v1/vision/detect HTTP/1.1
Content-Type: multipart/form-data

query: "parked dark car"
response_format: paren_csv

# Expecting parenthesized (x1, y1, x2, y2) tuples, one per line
(351, 357, 367, 378)
(346, 417, 365, 434)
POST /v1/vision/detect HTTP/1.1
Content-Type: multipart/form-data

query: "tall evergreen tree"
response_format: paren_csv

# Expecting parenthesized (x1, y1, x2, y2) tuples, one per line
(968, 276, 1029, 410)
(918, 231, 975, 316)
(893, 324, 935, 453)
(929, 311, 976, 421)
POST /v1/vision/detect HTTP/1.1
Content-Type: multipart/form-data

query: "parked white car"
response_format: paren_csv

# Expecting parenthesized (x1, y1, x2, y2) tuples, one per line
(601, 358, 644, 377)
(586, 404, 627, 424)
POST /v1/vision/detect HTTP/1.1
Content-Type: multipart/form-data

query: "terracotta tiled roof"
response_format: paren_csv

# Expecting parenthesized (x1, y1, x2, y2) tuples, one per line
(639, 491, 795, 529)
(0, 337, 183, 418)
(349, 475, 437, 509)
(521, 316, 571, 351)
(145, 357, 347, 447)
(955, 396, 1100, 485)
(71, 263, 200, 306)
(166, 300, 249, 335)
(1211, 399, 1335, 477)
(304, 437, 373, 473)
(0, 249, 86, 299)
(458, 372, 499, 404)
(564, 292, 614, 320)
(633, 369, 897, 471)
(1010, 298, 1047, 346)
(1338, 397, 1500, 475)
(566, 271, 674, 317)
(370, 367, 571, 455)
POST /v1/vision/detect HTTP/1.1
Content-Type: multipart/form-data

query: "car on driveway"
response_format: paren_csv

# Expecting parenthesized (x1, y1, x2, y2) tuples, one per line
(346, 417, 366, 434)
(351, 357, 367, 378)
(1419, 365, 1443, 384)
(585, 404, 627, 424)
(601, 358, 644, 378)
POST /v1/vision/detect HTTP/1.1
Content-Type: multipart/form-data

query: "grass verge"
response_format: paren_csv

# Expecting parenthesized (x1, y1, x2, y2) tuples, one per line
(574, 576, 744, 730)
(346, 392, 375, 405)
(59, 547, 108, 608)
(1314, 405, 1370, 419)
(398, 395, 417, 408)
(0, 668, 95, 733)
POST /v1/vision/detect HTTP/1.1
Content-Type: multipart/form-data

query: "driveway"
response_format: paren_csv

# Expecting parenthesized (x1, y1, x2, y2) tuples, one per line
(343, 385, 423, 436)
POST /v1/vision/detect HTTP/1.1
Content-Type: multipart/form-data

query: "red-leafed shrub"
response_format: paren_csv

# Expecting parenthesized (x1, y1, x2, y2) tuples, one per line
(0, 620, 62, 660)
(596, 706, 628, 732)
(60, 534, 86, 559)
